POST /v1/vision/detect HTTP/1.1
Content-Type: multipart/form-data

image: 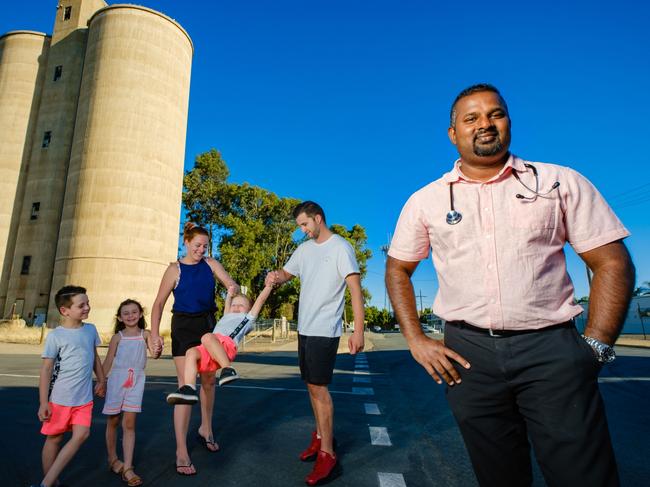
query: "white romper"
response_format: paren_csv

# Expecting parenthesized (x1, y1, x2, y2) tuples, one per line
(102, 330, 147, 414)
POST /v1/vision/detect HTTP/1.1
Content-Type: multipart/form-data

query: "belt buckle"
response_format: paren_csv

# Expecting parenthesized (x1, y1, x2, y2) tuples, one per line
(488, 328, 503, 337)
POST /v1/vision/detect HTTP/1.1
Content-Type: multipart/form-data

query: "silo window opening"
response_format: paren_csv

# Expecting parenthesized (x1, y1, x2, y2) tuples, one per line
(42, 131, 51, 148)
(54, 65, 63, 82)
(31, 202, 40, 220)
(21, 256, 31, 275)
(63, 6, 72, 20)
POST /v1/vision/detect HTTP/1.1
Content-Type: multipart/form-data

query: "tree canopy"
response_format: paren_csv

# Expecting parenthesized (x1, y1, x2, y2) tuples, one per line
(182, 149, 373, 319)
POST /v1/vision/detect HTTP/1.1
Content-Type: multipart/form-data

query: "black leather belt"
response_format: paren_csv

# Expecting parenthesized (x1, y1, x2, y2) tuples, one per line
(446, 320, 574, 337)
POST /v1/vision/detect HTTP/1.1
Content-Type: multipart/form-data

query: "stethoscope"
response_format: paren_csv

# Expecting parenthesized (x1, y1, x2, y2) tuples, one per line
(446, 163, 560, 225)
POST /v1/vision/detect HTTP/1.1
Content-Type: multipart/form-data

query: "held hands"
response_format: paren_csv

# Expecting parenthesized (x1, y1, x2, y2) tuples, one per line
(37, 403, 51, 422)
(264, 271, 278, 288)
(94, 380, 106, 398)
(227, 284, 239, 297)
(150, 333, 164, 358)
(409, 335, 470, 386)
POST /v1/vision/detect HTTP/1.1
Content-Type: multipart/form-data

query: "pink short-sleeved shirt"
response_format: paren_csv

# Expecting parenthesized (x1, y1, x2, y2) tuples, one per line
(388, 154, 630, 331)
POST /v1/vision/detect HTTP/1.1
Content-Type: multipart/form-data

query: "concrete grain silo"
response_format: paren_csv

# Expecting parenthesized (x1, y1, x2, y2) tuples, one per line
(3, 0, 107, 325)
(0, 31, 50, 316)
(49, 5, 193, 330)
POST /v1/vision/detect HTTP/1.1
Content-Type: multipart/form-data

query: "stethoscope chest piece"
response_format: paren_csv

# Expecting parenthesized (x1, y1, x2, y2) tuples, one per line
(446, 210, 462, 225)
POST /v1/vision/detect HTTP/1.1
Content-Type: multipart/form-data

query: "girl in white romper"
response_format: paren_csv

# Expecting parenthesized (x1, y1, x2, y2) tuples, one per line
(102, 299, 159, 486)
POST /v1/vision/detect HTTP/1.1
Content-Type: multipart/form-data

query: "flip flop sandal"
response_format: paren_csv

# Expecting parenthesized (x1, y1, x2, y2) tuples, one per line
(175, 462, 197, 476)
(197, 433, 220, 452)
(121, 467, 143, 486)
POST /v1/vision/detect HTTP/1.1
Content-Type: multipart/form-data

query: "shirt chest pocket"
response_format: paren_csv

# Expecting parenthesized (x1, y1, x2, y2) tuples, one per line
(507, 198, 557, 230)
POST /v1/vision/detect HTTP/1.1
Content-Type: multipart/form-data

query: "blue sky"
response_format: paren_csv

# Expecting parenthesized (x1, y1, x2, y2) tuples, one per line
(3, 0, 649, 308)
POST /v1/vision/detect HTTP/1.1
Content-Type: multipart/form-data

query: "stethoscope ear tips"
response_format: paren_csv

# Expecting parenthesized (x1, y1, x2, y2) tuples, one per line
(446, 210, 462, 225)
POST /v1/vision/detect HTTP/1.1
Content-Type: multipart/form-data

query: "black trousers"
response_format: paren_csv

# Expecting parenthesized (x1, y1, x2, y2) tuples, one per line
(444, 322, 619, 487)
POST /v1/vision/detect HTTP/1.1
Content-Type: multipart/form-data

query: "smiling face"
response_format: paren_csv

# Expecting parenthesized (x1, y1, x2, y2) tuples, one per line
(60, 294, 90, 321)
(448, 90, 511, 175)
(184, 234, 209, 262)
(118, 302, 143, 329)
(295, 212, 322, 240)
(229, 295, 252, 314)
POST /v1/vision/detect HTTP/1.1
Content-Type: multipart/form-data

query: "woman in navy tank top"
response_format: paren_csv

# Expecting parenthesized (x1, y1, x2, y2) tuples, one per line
(151, 222, 238, 476)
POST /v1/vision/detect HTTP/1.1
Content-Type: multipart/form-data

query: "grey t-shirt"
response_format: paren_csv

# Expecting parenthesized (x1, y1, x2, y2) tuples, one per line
(284, 234, 359, 337)
(213, 312, 256, 346)
(42, 323, 101, 406)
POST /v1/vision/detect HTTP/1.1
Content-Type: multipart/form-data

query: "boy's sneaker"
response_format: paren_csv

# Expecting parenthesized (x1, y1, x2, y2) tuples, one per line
(218, 367, 239, 386)
(166, 385, 199, 405)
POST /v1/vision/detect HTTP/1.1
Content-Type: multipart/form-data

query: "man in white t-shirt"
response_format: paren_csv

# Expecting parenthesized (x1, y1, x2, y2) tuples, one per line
(266, 201, 365, 486)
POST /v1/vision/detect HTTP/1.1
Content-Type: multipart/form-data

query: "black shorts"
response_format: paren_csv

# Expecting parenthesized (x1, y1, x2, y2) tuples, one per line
(171, 311, 215, 357)
(298, 334, 340, 385)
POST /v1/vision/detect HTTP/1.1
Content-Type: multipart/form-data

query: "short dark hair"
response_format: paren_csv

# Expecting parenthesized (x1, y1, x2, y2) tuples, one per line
(293, 201, 326, 224)
(450, 83, 508, 128)
(54, 285, 87, 310)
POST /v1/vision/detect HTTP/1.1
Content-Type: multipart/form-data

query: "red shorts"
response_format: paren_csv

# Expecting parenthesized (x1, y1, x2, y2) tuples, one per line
(40, 401, 93, 436)
(197, 334, 237, 373)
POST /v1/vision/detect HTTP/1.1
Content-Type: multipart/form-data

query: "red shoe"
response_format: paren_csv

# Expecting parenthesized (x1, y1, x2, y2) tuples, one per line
(299, 430, 321, 462)
(305, 450, 341, 486)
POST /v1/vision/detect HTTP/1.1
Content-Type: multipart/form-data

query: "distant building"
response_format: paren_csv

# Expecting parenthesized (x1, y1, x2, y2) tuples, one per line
(0, 0, 193, 331)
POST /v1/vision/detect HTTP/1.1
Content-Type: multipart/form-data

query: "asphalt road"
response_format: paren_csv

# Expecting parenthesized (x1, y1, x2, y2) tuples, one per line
(1, 334, 649, 486)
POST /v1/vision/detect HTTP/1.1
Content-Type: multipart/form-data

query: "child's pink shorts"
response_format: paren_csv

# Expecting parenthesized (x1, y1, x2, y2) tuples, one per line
(40, 400, 93, 436)
(197, 334, 237, 373)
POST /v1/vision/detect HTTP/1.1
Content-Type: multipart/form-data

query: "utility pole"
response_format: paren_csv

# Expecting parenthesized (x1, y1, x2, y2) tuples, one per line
(417, 290, 427, 317)
(380, 235, 391, 313)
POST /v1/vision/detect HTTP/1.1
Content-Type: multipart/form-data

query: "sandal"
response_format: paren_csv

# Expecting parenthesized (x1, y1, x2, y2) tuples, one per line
(121, 466, 143, 486)
(175, 462, 197, 476)
(197, 432, 220, 452)
(108, 458, 124, 475)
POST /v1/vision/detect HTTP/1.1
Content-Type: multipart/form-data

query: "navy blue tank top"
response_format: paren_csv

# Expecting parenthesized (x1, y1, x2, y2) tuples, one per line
(172, 259, 216, 313)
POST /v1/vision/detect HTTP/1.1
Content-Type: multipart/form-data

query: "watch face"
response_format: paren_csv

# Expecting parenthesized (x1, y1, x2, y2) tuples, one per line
(602, 347, 616, 363)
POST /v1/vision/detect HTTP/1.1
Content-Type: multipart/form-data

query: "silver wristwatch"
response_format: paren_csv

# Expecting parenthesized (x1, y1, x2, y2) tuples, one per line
(581, 335, 616, 364)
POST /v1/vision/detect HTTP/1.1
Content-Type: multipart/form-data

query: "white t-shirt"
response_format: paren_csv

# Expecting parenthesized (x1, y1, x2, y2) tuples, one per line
(284, 234, 359, 337)
(42, 323, 101, 406)
(213, 313, 256, 346)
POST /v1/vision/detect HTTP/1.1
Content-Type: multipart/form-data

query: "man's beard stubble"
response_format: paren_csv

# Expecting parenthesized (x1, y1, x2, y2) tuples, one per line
(473, 129, 504, 157)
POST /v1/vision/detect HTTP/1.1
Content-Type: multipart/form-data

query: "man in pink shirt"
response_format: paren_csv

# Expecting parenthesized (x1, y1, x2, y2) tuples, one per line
(386, 84, 635, 487)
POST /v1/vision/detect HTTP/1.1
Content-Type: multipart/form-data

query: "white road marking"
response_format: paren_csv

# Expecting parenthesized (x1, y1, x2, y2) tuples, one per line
(0, 374, 371, 396)
(370, 426, 392, 446)
(378, 472, 407, 487)
(598, 377, 650, 382)
(364, 403, 380, 415)
(352, 387, 375, 395)
(353, 376, 371, 383)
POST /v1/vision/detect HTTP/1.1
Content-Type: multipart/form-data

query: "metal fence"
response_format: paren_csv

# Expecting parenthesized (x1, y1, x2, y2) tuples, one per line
(239, 317, 298, 350)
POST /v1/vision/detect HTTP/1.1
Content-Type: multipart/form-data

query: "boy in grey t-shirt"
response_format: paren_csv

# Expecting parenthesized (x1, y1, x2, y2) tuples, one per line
(167, 283, 274, 405)
(35, 286, 106, 487)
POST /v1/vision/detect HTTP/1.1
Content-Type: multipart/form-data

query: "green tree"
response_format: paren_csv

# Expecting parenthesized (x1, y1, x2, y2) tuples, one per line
(183, 150, 374, 320)
(182, 149, 230, 256)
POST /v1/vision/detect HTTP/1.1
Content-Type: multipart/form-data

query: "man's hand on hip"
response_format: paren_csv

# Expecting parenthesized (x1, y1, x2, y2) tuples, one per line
(409, 335, 470, 386)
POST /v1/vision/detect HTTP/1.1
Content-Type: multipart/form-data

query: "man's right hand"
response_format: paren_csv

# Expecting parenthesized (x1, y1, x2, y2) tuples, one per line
(408, 335, 470, 386)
